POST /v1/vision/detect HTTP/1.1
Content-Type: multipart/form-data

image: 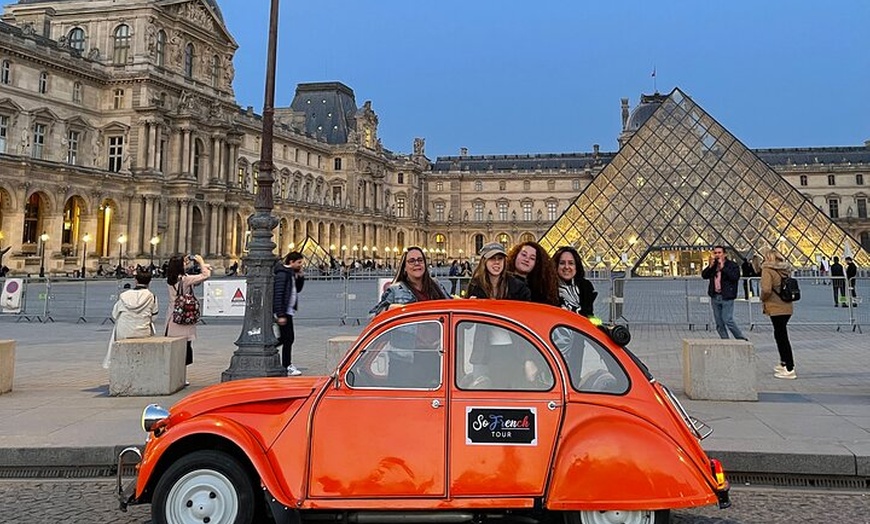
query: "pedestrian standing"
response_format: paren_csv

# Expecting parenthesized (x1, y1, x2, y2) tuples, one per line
(448, 259, 461, 295)
(845, 257, 858, 306)
(165, 254, 211, 368)
(757, 248, 796, 380)
(741, 256, 758, 300)
(507, 241, 559, 306)
(370, 246, 451, 316)
(466, 242, 530, 300)
(553, 246, 597, 317)
(701, 245, 747, 340)
(819, 256, 830, 284)
(830, 256, 846, 306)
(273, 251, 305, 376)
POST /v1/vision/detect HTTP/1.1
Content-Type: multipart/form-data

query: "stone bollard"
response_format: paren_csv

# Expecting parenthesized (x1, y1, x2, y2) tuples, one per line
(0, 340, 14, 395)
(109, 336, 187, 396)
(682, 338, 757, 401)
(326, 335, 357, 373)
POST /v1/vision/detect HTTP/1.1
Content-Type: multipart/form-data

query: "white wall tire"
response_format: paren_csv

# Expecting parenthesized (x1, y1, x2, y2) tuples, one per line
(152, 450, 255, 524)
(569, 509, 670, 524)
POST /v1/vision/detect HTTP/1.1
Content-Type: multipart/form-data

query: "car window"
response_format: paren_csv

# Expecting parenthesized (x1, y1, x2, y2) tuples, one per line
(346, 320, 442, 389)
(551, 325, 629, 394)
(455, 321, 554, 391)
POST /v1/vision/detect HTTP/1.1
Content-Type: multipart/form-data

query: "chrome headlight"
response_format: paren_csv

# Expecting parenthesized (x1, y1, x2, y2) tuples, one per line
(142, 404, 169, 433)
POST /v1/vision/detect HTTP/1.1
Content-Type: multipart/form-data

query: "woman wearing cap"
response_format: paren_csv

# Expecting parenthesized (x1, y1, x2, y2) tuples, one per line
(467, 242, 531, 300)
(507, 241, 560, 305)
(553, 246, 597, 317)
(370, 246, 451, 317)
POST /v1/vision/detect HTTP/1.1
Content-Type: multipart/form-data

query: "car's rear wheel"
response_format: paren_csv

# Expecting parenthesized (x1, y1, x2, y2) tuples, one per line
(152, 450, 256, 524)
(568, 509, 670, 524)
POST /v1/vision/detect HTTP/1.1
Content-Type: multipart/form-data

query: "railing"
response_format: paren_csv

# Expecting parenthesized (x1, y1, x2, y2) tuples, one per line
(1, 275, 866, 331)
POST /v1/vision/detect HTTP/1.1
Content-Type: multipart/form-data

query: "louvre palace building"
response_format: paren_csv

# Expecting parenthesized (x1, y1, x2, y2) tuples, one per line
(0, 0, 868, 276)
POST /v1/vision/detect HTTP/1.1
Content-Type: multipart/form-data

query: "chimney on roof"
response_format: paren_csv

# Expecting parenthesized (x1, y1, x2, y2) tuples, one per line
(246, 106, 254, 116)
(621, 98, 630, 130)
(593, 144, 600, 158)
(460, 147, 468, 157)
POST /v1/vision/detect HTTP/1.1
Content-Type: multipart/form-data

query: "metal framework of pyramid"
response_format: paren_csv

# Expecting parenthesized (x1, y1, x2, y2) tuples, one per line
(540, 88, 870, 276)
(296, 236, 333, 271)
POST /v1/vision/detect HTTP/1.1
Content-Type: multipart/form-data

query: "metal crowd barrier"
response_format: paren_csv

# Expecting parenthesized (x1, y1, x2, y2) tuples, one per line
(1, 275, 867, 331)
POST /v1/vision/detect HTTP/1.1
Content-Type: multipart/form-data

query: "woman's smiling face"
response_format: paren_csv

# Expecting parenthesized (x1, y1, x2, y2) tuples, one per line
(514, 245, 537, 276)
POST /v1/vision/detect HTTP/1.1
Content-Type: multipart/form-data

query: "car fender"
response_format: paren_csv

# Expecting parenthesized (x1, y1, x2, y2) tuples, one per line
(136, 414, 294, 506)
(546, 405, 718, 511)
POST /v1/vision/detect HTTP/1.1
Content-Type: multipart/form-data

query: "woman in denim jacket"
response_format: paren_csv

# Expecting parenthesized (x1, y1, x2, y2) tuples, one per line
(370, 246, 451, 317)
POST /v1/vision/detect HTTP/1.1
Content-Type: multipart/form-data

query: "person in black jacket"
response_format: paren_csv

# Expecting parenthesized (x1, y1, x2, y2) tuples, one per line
(701, 245, 746, 340)
(467, 242, 530, 301)
(553, 246, 597, 318)
(273, 251, 305, 375)
(830, 256, 846, 306)
(845, 256, 858, 306)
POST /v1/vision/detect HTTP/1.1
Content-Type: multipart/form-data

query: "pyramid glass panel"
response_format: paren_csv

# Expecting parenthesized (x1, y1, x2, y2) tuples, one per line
(540, 88, 870, 275)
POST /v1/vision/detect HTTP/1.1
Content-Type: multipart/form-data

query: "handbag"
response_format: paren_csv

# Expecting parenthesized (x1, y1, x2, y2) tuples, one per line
(171, 279, 200, 325)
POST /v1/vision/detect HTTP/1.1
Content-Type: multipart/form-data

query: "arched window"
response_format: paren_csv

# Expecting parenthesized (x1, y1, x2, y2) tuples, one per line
(113, 24, 131, 65)
(68, 28, 85, 52)
(184, 43, 195, 78)
(156, 30, 166, 67)
(23, 193, 44, 245)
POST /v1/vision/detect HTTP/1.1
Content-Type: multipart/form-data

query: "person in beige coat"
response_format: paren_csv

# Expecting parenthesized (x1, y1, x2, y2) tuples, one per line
(165, 254, 211, 366)
(756, 248, 796, 380)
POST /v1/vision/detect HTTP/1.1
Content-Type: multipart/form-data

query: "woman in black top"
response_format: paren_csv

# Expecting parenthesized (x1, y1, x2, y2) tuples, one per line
(553, 246, 597, 317)
(467, 242, 530, 300)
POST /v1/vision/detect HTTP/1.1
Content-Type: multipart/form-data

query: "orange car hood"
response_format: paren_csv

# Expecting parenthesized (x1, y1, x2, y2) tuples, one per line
(168, 377, 328, 422)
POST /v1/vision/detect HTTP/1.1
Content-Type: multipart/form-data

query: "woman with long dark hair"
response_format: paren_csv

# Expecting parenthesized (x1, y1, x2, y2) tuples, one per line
(506, 241, 559, 305)
(165, 254, 211, 368)
(552, 246, 597, 317)
(370, 246, 450, 316)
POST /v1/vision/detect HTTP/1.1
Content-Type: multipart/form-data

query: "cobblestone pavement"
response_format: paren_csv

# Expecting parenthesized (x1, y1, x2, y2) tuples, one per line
(0, 479, 867, 524)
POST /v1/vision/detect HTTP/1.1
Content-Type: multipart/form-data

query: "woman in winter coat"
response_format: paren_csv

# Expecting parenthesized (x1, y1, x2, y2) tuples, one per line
(466, 242, 530, 301)
(165, 254, 211, 366)
(552, 246, 597, 318)
(370, 247, 451, 317)
(757, 248, 796, 380)
(113, 271, 159, 340)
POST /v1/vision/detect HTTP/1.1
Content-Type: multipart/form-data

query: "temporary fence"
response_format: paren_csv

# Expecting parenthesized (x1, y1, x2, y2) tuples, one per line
(1, 275, 866, 331)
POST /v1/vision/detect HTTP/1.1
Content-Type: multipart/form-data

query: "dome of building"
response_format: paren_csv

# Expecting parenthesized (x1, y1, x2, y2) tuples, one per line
(16, 0, 224, 22)
(625, 92, 668, 132)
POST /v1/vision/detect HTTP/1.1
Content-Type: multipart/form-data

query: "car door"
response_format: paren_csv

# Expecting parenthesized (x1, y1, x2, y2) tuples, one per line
(309, 315, 447, 499)
(448, 316, 565, 498)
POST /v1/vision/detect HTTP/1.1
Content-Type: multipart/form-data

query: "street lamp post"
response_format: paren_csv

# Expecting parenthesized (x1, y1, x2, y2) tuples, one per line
(223, 0, 285, 381)
(38, 231, 49, 278)
(117, 234, 127, 273)
(81, 233, 91, 278)
(149, 236, 160, 268)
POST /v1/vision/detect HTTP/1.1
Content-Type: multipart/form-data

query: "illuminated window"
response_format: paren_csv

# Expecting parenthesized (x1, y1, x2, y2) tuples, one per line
(547, 201, 557, 221)
(396, 196, 405, 218)
(522, 201, 533, 221)
(436, 181, 443, 191)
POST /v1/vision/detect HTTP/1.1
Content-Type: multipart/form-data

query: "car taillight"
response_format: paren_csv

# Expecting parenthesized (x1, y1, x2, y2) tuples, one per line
(711, 459, 727, 490)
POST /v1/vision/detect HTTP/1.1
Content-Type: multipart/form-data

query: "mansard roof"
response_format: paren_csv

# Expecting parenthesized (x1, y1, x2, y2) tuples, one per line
(289, 82, 359, 145)
(431, 152, 617, 173)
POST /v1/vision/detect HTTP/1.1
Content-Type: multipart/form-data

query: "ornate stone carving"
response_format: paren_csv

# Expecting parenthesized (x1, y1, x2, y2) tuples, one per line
(413, 137, 425, 156)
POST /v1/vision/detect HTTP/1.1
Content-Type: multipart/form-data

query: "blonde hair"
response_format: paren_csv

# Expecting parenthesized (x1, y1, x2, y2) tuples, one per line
(763, 248, 785, 264)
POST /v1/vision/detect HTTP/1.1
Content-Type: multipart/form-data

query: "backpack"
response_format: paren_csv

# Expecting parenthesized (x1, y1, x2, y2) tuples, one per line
(171, 280, 200, 325)
(777, 275, 801, 302)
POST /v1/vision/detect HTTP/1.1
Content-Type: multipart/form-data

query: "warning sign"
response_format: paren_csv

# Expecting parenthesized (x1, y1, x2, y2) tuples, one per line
(1, 278, 24, 314)
(203, 280, 247, 317)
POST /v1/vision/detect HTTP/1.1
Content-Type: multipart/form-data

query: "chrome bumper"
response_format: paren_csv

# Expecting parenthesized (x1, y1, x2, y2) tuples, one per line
(116, 446, 142, 512)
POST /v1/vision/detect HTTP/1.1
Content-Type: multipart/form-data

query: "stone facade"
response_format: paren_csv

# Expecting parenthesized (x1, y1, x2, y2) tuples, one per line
(0, 0, 427, 276)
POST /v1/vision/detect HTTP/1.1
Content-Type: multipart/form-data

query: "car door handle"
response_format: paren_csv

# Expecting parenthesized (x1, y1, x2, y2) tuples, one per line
(431, 399, 442, 409)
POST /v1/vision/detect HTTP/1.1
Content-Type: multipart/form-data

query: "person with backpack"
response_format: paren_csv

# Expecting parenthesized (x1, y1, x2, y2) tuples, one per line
(757, 248, 796, 380)
(165, 254, 211, 370)
(273, 251, 306, 376)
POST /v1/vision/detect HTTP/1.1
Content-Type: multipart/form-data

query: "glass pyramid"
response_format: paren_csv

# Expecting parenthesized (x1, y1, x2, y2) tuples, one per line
(540, 88, 870, 276)
(296, 236, 334, 272)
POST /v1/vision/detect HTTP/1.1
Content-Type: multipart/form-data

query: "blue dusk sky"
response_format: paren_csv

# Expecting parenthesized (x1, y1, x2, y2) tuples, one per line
(220, 1, 870, 158)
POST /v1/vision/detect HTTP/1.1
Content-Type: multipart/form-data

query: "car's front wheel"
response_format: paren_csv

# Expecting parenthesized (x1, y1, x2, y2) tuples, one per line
(568, 509, 670, 524)
(152, 450, 256, 524)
